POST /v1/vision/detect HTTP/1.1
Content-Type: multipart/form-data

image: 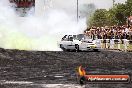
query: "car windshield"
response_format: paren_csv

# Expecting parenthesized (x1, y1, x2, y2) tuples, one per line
(76, 34, 84, 40)
(76, 34, 90, 40)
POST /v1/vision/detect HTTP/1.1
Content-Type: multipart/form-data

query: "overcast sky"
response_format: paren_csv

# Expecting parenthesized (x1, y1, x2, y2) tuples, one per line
(88, 0, 126, 9)
(52, 0, 127, 10)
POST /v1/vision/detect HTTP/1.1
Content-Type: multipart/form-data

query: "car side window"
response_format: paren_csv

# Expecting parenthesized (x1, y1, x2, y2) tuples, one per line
(64, 37, 68, 41)
(62, 35, 68, 41)
(68, 36, 73, 41)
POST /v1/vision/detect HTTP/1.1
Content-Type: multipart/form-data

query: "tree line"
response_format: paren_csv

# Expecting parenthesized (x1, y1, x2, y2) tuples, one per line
(88, 0, 132, 27)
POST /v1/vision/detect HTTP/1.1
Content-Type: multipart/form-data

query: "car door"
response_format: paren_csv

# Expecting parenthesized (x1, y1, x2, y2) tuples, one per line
(65, 35, 74, 49)
(60, 35, 69, 49)
(60, 35, 73, 49)
(68, 36, 76, 49)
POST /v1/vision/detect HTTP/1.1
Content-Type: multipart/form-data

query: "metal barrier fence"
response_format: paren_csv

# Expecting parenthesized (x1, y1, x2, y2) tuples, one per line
(96, 39, 132, 52)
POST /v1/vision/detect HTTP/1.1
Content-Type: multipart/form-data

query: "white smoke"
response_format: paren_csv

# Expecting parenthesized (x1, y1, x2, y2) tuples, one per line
(0, 0, 86, 51)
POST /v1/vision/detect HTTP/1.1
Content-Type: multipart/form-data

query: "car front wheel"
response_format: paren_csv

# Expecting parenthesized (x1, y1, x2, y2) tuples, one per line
(60, 44, 69, 51)
(75, 44, 79, 52)
(93, 49, 98, 52)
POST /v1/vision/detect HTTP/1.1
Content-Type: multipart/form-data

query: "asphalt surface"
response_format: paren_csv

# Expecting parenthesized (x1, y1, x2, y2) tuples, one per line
(0, 48, 132, 88)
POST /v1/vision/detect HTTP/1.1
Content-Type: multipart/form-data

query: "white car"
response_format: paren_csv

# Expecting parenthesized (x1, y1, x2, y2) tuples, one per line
(59, 34, 100, 51)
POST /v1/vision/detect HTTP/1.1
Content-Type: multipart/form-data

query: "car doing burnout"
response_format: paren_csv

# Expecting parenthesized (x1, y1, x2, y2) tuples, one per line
(59, 34, 100, 51)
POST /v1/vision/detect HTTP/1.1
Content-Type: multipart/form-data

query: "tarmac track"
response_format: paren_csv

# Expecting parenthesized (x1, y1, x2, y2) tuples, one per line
(0, 48, 132, 88)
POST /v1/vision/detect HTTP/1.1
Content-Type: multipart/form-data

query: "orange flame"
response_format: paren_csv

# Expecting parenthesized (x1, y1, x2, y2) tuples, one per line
(78, 66, 86, 76)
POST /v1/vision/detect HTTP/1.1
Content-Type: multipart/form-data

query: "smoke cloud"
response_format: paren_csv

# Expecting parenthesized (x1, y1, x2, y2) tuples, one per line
(0, 0, 86, 51)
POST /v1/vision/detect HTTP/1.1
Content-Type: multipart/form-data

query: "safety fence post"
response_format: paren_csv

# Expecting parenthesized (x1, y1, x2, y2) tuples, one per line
(118, 39, 121, 50)
(106, 39, 110, 49)
(110, 39, 114, 49)
(124, 39, 128, 52)
(100, 39, 104, 49)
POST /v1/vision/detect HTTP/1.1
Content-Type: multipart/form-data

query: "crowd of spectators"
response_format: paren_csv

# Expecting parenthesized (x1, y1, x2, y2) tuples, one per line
(84, 25, 132, 40)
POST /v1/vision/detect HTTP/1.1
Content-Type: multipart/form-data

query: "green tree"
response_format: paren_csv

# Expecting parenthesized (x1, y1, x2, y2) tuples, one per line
(88, 9, 108, 27)
(108, 3, 127, 26)
(87, 0, 132, 27)
(107, 8, 117, 26)
(125, 0, 132, 16)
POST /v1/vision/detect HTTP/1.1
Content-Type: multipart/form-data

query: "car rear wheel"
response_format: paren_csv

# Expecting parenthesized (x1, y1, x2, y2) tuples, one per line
(60, 44, 69, 51)
(60, 44, 65, 51)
